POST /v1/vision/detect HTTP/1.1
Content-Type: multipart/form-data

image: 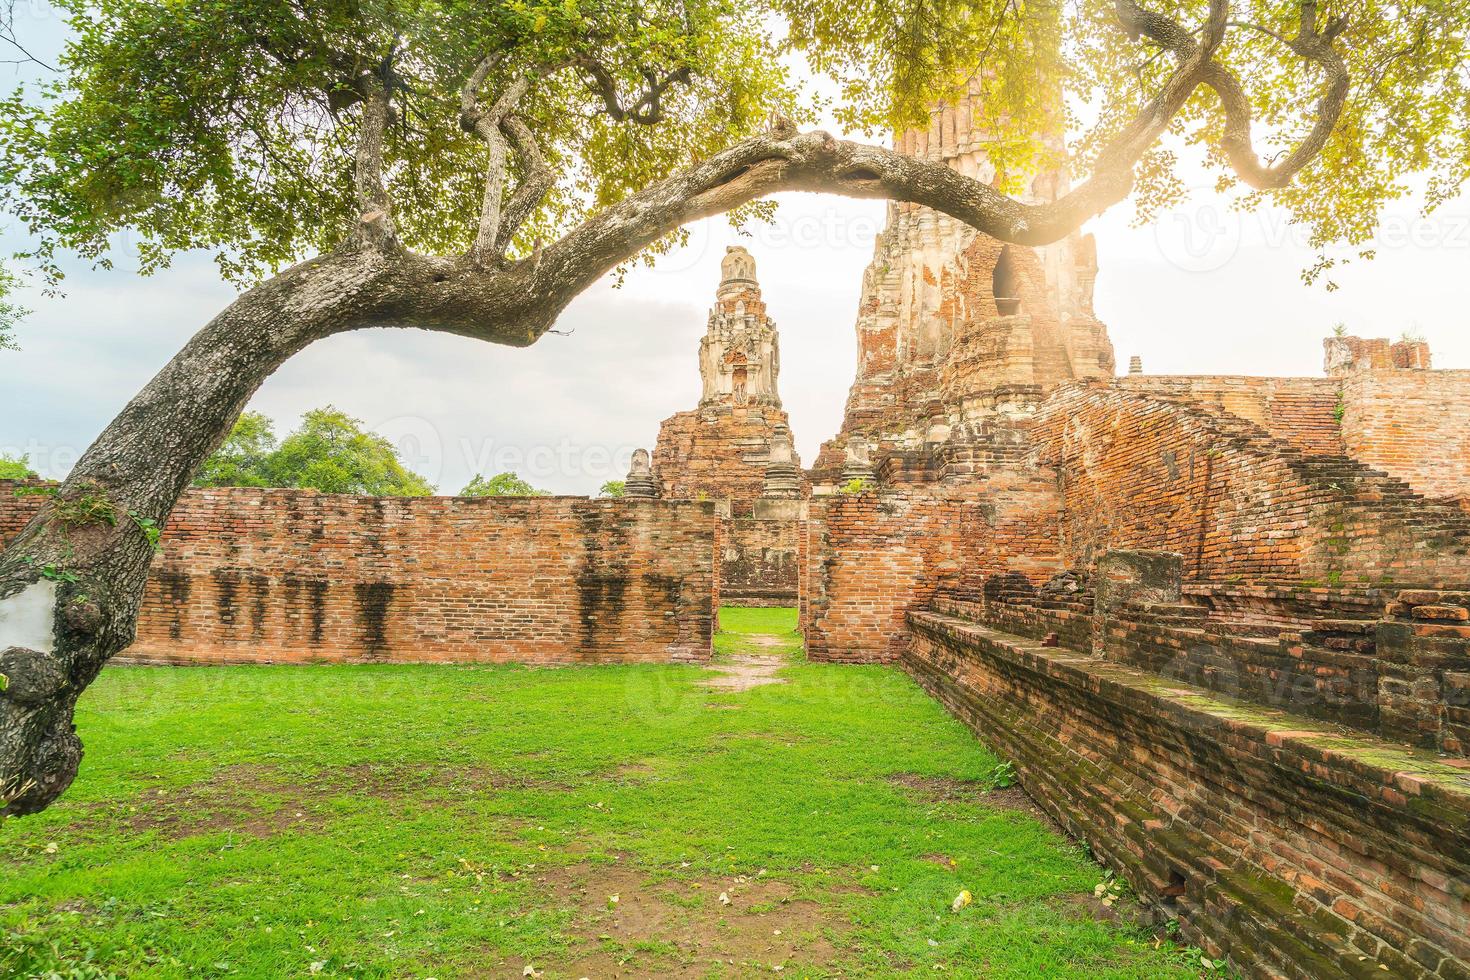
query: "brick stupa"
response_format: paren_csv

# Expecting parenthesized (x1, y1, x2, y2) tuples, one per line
(811, 80, 1115, 487)
(652, 246, 803, 513)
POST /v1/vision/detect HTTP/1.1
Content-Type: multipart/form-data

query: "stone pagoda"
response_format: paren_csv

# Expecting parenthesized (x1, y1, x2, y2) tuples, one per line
(811, 80, 1116, 488)
(652, 246, 803, 514)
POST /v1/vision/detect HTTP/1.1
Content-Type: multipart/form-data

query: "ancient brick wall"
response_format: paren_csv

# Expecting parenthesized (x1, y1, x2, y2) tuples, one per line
(0, 481, 44, 541)
(905, 609, 1470, 979)
(718, 515, 801, 606)
(1378, 589, 1470, 755)
(0, 483, 715, 664)
(1325, 335, 1432, 375)
(1034, 383, 1470, 585)
(1339, 369, 1470, 505)
(802, 474, 1063, 662)
(904, 551, 1470, 976)
(1118, 375, 1345, 456)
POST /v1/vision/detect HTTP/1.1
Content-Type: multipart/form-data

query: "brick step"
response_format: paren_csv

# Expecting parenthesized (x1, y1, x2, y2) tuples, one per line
(1308, 618, 1378, 634)
(1033, 598, 1092, 612)
(1301, 635, 1377, 657)
(1204, 620, 1286, 639)
(1214, 634, 1281, 657)
(1126, 601, 1207, 616)
(1136, 388, 1470, 585)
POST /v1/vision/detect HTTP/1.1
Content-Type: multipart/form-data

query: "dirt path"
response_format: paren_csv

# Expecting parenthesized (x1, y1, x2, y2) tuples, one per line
(702, 627, 796, 692)
(701, 653, 788, 692)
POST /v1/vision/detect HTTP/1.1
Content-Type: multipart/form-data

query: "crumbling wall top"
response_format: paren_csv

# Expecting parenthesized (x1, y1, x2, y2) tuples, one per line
(1324, 334, 1432, 377)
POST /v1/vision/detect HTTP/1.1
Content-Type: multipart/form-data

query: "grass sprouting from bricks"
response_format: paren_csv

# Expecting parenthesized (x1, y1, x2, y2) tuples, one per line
(2, 607, 1210, 978)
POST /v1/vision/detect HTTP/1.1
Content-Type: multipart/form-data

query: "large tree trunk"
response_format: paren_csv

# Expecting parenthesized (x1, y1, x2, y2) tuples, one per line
(0, 223, 584, 815)
(0, 246, 452, 815)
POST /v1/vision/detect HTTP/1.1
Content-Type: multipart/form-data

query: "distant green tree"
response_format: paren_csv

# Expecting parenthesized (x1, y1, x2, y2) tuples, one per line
(598, 480, 626, 498)
(194, 411, 277, 488)
(269, 407, 434, 496)
(460, 472, 549, 498)
(0, 452, 38, 479)
(194, 406, 434, 496)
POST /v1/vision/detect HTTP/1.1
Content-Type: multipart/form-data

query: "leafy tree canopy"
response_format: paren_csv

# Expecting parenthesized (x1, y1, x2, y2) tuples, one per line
(459, 472, 550, 497)
(2, 0, 1464, 289)
(0, 452, 38, 480)
(194, 411, 279, 489)
(196, 407, 434, 496)
(598, 479, 626, 498)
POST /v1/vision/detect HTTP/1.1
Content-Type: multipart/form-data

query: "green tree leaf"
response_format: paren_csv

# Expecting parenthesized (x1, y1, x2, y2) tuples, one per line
(0, 263, 25, 351)
(0, 452, 38, 480)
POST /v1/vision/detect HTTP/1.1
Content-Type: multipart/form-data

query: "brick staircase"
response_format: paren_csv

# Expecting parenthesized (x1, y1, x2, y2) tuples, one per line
(1262, 387, 1344, 456)
(1145, 390, 1470, 564)
(1031, 339, 1076, 388)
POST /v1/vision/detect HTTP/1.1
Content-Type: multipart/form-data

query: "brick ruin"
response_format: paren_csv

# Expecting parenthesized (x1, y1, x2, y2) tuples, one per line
(5, 85, 1470, 980)
(641, 81, 1470, 976)
(650, 245, 805, 606)
(0, 490, 716, 665)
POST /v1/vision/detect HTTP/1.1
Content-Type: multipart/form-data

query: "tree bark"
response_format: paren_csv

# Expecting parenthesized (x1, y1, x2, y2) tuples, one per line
(0, 247, 400, 813)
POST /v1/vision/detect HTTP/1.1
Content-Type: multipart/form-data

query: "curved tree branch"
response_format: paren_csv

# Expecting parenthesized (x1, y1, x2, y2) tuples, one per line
(1201, 6, 1351, 190)
(494, 114, 556, 255)
(533, 0, 1230, 311)
(461, 55, 529, 267)
(576, 56, 691, 125)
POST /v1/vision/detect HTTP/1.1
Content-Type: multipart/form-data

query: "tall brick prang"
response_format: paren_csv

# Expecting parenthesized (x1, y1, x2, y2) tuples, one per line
(812, 83, 1115, 487)
(652, 246, 803, 509)
(651, 246, 806, 605)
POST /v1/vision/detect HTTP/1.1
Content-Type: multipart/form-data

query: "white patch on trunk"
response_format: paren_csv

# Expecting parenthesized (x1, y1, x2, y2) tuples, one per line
(0, 580, 58, 653)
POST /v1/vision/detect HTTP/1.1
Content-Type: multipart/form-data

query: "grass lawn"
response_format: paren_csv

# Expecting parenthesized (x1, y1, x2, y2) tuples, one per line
(1, 607, 1208, 978)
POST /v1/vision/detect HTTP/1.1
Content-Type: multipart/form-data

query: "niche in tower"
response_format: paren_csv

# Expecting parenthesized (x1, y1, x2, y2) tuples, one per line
(993, 246, 1023, 316)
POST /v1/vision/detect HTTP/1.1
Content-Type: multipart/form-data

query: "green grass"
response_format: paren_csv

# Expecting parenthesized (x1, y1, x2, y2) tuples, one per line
(1, 608, 1205, 979)
(716, 606, 802, 638)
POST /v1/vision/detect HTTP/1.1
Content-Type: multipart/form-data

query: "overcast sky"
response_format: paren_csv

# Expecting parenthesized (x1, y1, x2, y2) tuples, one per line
(3, 3, 1467, 495)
